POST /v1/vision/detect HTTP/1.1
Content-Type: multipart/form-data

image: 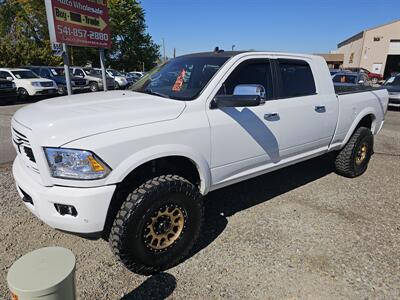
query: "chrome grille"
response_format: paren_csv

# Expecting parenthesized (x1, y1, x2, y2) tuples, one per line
(12, 128, 40, 173)
(40, 81, 54, 87)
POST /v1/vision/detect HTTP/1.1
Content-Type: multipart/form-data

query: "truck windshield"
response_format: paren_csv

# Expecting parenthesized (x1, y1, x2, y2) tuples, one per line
(12, 70, 39, 79)
(130, 56, 229, 100)
(384, 76, 400, 86)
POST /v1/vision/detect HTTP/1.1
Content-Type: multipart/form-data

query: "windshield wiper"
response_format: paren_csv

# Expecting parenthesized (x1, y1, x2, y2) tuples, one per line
(143, 89, 170, 99)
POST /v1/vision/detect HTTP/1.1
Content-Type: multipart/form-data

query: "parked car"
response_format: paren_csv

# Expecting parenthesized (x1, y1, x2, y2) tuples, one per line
(128, 71, 145, 78)
(11, 51, 388, 275)
(98, 69, 129, 90)
(0, 68, 57, 99)
(332, 71, 371, 87)
(120, 71, 136, 86)
(329, 68, 346, 77)
(71, 67, 115, 92)
(345, 67, 383, 84)
(0, 78, 17, 105)
(383, 74, 400, 107)
(25, 66, 90, 95)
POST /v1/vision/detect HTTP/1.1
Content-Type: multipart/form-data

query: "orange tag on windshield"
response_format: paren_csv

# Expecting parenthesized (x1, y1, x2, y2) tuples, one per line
(172, 69, 186, 92)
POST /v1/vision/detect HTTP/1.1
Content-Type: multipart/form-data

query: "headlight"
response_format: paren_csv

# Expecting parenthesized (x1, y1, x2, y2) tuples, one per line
(44, 148, 111, 180)
(31, 82, 41, 87)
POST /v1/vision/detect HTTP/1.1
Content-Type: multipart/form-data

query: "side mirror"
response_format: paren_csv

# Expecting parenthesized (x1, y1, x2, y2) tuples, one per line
(212, 95, 262, 108)
(233, 84, 266, 100)
(6, 76, 13, 81)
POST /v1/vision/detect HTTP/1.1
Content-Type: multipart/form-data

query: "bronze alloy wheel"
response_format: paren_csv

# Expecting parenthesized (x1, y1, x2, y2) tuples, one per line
(355, 142, 368, 165)
(143, 204, 186, 251)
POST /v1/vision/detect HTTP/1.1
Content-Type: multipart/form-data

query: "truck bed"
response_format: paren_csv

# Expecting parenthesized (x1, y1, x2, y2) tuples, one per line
(334, 85, 386, 95)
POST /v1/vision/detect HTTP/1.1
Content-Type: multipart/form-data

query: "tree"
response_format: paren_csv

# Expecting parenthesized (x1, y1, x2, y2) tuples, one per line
(0, 0, 62, 66)
(107, 0, 160, 71)
(0, 0, 160, 70)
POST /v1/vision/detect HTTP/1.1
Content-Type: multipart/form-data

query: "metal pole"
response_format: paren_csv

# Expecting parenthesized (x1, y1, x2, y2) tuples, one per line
(173, 47, 176, 58)
(99, 49, 108, 92)
(162, 38, 166, 61)
(62, 43, 72, 95)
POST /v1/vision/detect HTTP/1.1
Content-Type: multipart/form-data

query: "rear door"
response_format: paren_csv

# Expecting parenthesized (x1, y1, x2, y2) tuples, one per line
(268, 58, 337, 158)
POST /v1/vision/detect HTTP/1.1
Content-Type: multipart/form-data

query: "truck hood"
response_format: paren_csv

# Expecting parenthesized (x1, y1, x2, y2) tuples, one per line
(13, 91, 186, 146)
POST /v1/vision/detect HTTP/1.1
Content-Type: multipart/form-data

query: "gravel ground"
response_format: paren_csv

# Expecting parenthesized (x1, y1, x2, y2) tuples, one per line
(0, 110, 399, 299)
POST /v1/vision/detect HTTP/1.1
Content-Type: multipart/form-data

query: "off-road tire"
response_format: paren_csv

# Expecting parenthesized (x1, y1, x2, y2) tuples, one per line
(109, 175, 204, 275)
(334, 126, 373, 178)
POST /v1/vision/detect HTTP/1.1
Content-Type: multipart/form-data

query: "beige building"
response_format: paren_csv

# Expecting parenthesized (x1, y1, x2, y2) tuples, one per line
(337, 20, 400, 78)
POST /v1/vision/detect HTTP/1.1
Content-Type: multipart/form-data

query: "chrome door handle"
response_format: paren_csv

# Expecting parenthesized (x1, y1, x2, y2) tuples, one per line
(315, 105, 326, 113)
(264, 113, 280, 121)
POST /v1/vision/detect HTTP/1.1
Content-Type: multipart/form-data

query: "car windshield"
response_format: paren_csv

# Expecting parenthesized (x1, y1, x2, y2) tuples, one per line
(11, 70, 39, 79)
(50, 68, 65, 76)
(84, 68, 101, 76)
(108, 69, 123, 76)
(384, 76, 400, 86)
(130, 56, 229, 100)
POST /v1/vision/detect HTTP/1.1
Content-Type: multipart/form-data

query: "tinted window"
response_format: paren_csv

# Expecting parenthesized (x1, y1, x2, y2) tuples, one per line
(0, 71, 11, 79)
(40, 68, 51, 78)
(218, 59, 273, 99)
(278, 60, 316, 98)
(333, 74, 357, 84)
(11, 70, 39, 79)
(74, 69, 84, 76)
(131, 56, 229, 100)
(31, 68, 40, 76)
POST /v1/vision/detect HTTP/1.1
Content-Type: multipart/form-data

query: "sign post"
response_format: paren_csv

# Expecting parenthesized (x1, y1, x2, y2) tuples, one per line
(62, 43, 73, 95)
(45, 0, 112, 94)
(99, 49, 108, 92)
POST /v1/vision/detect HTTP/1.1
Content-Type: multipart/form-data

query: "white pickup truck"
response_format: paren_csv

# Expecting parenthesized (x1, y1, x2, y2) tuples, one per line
(12, 51, 388, 275)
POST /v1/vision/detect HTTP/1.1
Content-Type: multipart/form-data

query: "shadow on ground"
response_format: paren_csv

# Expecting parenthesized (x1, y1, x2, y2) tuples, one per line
(121, 272, 176, 300)
(189, 153, 335, 259)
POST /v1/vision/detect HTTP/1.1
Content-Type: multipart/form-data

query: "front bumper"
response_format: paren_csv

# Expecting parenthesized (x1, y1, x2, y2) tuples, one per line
(388, 94, 400, 106)
(32, 87, 58, 96)
(13, 158, 116, 234)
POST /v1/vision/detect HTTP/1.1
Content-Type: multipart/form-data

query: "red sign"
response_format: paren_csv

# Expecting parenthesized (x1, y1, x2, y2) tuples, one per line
(48, 0, 111, 49)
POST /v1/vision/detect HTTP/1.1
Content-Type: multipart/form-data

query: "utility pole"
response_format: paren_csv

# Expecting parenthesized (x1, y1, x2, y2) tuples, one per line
(162, 38, 166, 61)
(62, 43, 72, 95)
(173, 47, 176, 58)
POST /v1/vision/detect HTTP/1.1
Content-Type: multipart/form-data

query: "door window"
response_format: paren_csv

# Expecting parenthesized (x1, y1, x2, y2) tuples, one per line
(0, 71, 12, 79)
(218, 59, 273, 99)
(39, 68, 51, 78)
(277, 59, 316, 98)
(74, 69, 84, 76)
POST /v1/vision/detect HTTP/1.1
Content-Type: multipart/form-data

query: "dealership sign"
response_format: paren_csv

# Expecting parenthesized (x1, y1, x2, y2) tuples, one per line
(45, 0, 111, 49)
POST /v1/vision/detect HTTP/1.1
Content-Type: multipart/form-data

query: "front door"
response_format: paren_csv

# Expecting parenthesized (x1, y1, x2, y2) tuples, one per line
(206, 57, 336, 186)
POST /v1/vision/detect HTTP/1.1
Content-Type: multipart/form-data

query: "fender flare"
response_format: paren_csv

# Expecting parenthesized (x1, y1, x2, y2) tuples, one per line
(342, 108, 376, 147)
(105, 144, 212, 194)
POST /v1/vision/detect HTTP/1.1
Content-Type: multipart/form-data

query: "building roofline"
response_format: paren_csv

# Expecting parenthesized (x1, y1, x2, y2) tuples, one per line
(337, 19, 400, 49)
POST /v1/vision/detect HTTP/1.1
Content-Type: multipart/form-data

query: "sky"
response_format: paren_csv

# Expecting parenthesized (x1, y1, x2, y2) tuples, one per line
(141, 0, 400, 58)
